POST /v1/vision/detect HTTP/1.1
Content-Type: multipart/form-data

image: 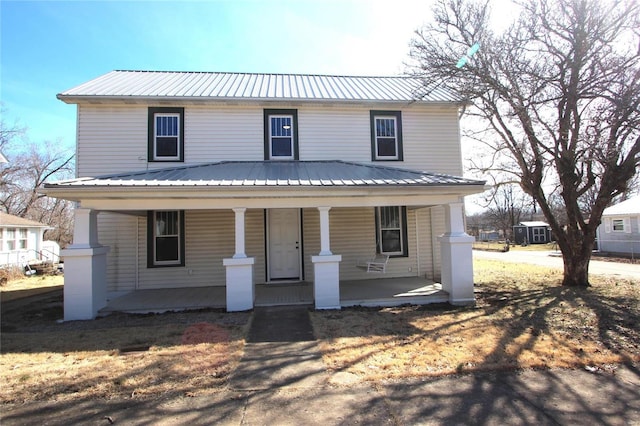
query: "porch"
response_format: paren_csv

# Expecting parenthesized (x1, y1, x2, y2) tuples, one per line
(100, 277, 447, 315)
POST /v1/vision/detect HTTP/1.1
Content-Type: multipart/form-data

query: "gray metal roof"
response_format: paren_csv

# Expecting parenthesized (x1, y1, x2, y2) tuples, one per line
(57, 70, 459, 103)
(46, 161, 484, 188)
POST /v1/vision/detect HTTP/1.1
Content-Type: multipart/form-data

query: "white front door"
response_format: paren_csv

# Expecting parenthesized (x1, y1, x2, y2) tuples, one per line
(268, 209, 301, 280)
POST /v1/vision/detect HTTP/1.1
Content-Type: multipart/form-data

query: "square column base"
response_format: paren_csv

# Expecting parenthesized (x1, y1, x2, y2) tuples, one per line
(61, 246, 110, 321)
(438, 234, 475, 305)
(223, 257, 255, 311)
(312, 254, 342, 310)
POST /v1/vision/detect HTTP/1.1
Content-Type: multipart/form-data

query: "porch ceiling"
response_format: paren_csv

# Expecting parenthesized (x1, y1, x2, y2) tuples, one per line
(41, 160, 486, 210)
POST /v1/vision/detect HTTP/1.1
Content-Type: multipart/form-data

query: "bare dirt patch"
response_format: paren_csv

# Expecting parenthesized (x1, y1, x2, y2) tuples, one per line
(311, 258, 640, 381)
(1, 289, 250, 405)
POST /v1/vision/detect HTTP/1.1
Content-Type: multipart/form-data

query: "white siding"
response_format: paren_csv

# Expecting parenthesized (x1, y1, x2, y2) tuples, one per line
(298, 108, 370, 162)
(303, 207, 435, 282)
(186, 106, 264, 162)
(77, 105, 148, 176)
(402, 107, 463, 175)
(77, 103, 463, 177)
(98, 212, 138, 293)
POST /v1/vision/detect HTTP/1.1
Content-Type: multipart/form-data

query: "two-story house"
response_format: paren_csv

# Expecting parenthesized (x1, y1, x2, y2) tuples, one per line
(44, 70, 485, 321)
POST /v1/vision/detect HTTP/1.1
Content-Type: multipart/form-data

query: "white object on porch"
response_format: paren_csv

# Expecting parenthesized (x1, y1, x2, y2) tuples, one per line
(356, 254, 390, 273)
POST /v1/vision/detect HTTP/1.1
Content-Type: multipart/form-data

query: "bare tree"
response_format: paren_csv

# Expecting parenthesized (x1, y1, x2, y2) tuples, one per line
(0, 115, 75, 247)
(483, 183, 528, 240)
(410, 0, 640, 286)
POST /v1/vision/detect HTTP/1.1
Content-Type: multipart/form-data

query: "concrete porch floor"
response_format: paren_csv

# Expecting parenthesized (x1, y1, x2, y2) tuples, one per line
(101, 276, 448, 314)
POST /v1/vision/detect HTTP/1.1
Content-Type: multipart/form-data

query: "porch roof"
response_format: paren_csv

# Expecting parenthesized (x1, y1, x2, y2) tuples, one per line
(46, 160, 484, 189)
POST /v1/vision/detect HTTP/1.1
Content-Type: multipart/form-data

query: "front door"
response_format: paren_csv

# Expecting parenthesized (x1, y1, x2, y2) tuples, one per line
(268, 209, 301, 280)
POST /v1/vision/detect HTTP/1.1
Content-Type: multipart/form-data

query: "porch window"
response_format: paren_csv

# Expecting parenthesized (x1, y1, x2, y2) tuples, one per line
(147, 210, 185, 267)
(148, 107, 185, 162)
(375, 206, 408, 257)
(264, 109, 298, 160)
(370, 111, 403, 161)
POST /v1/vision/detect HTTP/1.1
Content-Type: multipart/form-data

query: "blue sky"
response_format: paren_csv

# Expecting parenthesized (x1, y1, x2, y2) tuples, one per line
(1, 0, 432, 149)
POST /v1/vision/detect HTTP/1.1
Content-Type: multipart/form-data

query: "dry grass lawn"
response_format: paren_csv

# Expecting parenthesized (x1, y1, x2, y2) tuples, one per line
(311, 258, 640, 381)
(1, 307, 250, 405)
(0, 274, 63, 302)
(2, 258, 638, 405)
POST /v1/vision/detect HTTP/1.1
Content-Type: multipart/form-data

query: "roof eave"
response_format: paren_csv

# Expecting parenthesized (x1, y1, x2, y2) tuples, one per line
(40, 183, 486, 201)
(56, 94, 462, 106)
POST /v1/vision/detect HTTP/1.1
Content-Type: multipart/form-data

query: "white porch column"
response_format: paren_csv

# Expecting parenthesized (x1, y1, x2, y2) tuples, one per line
(224, 208, 254, 311)
(312, 206, 341, 309)
(61, 208, 110, 321)
(438, 202, 475, 305)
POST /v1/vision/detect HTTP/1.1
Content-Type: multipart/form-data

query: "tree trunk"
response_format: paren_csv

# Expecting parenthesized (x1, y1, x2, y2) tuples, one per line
(561, 249, 591, 287)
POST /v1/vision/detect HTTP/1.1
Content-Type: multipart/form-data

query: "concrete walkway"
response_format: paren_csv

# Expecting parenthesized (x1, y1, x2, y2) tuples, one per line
(2, 306, 639, 425)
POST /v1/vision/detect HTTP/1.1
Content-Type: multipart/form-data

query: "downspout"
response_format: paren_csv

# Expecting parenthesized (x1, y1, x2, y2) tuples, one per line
(415, 209, 420, 277)
(135, 216, 140, 289)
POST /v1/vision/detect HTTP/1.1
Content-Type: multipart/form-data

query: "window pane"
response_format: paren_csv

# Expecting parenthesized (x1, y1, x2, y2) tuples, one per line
(381, 230, 401, 253)
(156, 115, 178, 136)
(376, 118, 396, 137)
(272, 137, 293, 157)
(613, 220, 624, 231)
(156, 137, 178, 157)
(19, 229, 28, 238)
(6, 228, 15, 239)
(19, 240, 26, 249)
(380, 206, 400, 228)
(377, 138, 397, 157)
(156, 211, 178, 236)
(156, 237, 179, 261)
(271, 117, 292, 137)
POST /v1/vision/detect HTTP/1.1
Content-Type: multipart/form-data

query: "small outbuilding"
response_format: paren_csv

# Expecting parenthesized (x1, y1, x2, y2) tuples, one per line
(0, 213, 53, 267)
(512, 221, 552, 245)
(597, 195, 640, 257)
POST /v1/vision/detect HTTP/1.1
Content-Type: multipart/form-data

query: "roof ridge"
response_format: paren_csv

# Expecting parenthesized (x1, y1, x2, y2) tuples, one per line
(111, 70, 419, 80)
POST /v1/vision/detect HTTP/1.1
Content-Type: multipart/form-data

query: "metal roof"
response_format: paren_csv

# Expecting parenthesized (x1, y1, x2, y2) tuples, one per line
(45, 161, 484, 188)
(519, 221, 550, 227)
(57, 70, 459, 104)
(603, 195, 640, 216)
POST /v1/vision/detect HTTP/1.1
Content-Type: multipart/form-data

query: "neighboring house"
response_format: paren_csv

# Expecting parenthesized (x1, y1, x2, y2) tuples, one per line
(43, 70, 486, 320)
(0, 213, 51, 267)
(512, 221, 552, 244)
(597, 195, 640, 256)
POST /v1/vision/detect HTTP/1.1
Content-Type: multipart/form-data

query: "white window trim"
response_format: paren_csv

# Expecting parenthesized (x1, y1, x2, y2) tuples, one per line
(153, 112, 181, 161)
(612, 218, 625, 233)
(153, 211, 182, 266)
(377, 206, 405, 256)
(374, 115, 399, 160)
(268, 114, 295, 160)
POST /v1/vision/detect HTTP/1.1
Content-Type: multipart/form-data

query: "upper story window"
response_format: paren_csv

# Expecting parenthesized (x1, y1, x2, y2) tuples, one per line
(147, 210, 185, 267)
(370, 111, 403, 161)
(148, 107, 184, 162)
(375, 206, 408, 257)
(264, 109, 298, 160)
